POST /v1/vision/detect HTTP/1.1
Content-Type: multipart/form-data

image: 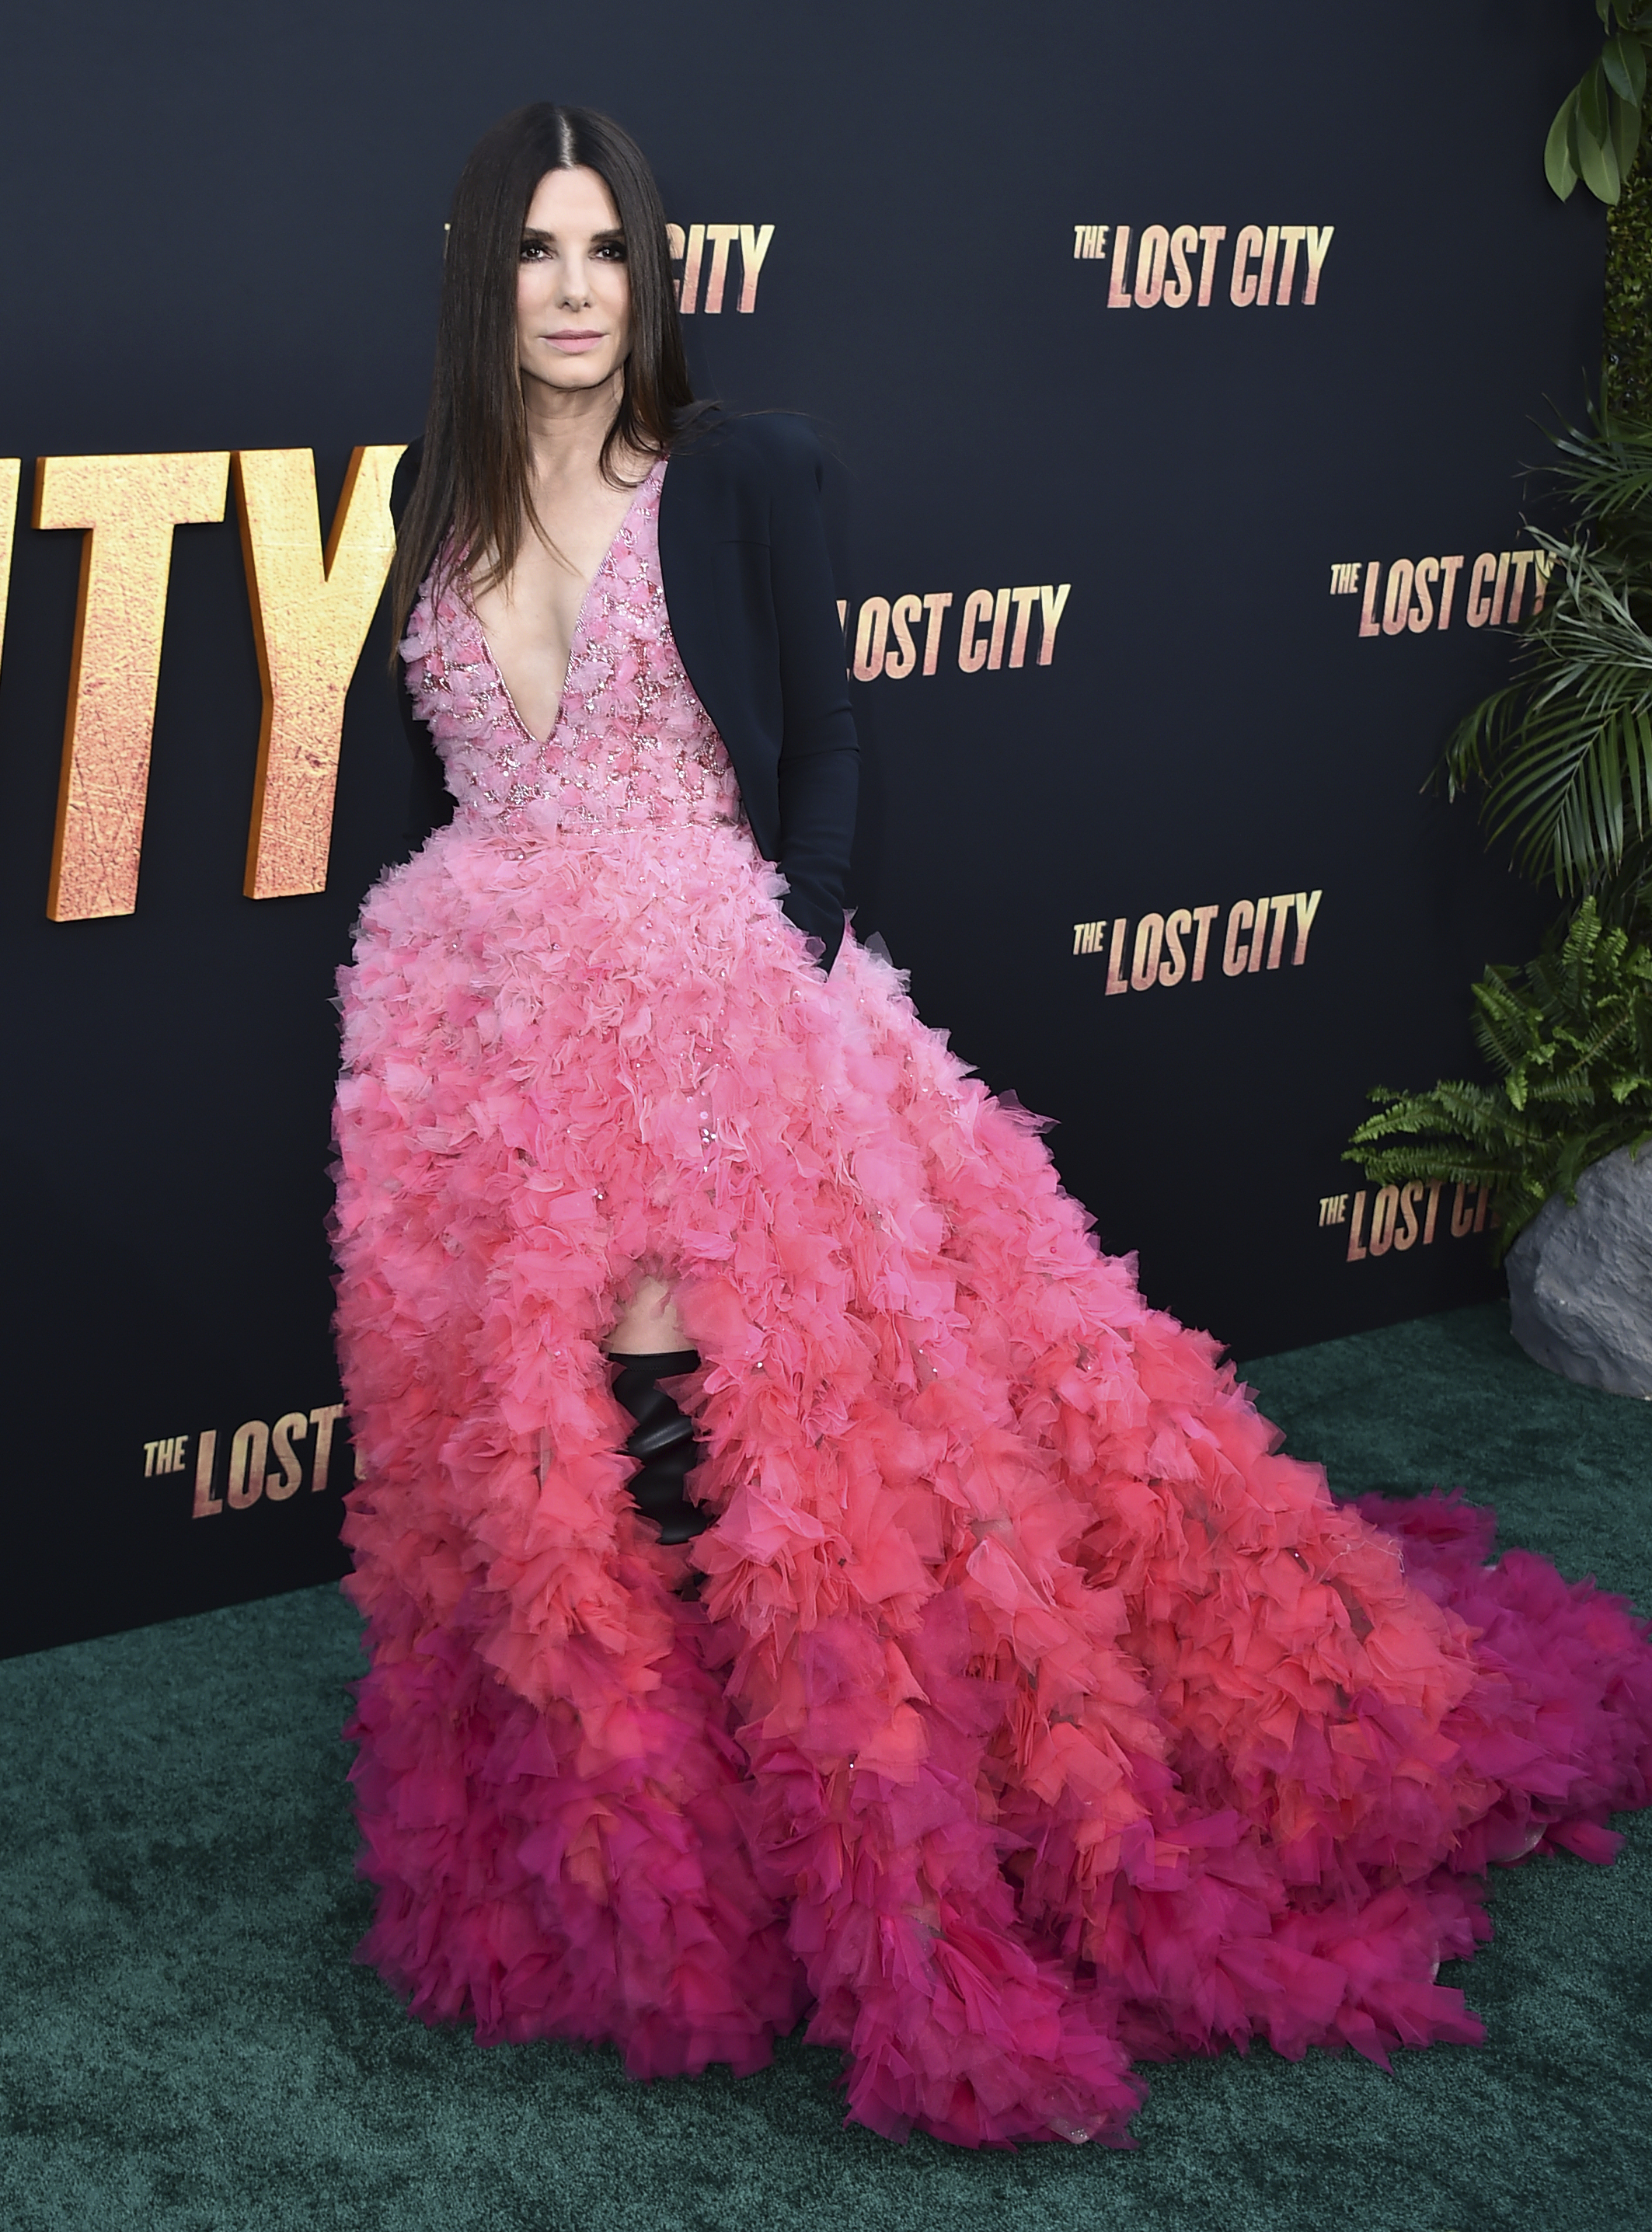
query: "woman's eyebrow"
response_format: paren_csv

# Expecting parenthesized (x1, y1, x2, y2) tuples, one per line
(519, 225, 626, 242)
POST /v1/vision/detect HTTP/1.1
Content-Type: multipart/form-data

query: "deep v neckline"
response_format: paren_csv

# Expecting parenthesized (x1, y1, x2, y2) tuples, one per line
(478, 462, 662, 750)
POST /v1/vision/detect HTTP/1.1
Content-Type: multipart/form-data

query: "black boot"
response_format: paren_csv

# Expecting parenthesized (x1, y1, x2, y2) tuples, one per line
(608, 1350, 713, 1545)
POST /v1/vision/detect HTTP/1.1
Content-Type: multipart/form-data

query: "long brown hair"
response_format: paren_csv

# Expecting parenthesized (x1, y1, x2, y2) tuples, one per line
(389, 103, 695, 646)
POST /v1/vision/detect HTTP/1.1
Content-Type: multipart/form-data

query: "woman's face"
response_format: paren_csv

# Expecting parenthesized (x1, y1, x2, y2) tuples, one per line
(516, 166, 632, 398)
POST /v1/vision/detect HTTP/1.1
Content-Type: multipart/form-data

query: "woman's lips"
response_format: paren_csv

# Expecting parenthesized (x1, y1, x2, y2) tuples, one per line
(546, 331, 604, 353)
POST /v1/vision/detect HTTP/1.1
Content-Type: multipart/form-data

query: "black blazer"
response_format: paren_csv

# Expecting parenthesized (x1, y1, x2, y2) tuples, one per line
(388, 410, 859, 970)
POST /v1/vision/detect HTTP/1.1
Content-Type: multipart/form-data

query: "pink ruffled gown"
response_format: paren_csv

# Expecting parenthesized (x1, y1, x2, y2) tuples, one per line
(334, 459, 1652, 2147)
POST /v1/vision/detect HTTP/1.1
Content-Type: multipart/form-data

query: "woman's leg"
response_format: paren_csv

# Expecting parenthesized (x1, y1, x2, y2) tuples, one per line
(602, 1275, 713, 1556)
(605, 1275, 688, 1356)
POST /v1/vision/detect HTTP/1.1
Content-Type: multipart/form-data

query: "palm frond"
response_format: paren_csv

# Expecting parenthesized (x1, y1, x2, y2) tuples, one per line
(1545, 403, 1652, 530)
(1443, 532, 1652, 899)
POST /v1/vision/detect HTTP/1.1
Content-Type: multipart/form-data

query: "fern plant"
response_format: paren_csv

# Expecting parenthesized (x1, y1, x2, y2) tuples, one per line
(1347, 902, 1652, 1259)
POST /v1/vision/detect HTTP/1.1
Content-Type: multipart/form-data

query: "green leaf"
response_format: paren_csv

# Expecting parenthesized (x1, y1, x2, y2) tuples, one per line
(1347, 902, 1652, 1261)
(1626, 30, 1647, 100)
(1580, 57, 1612, 140)
(1575, 68, 1624, 201)
(1603, 31, 1646, 101)
(1546, 91, 1581, 200)
(1576, 116, 1622, 206)
(1612, 88, 1643, 178)
(1442, 410, 1652, 919)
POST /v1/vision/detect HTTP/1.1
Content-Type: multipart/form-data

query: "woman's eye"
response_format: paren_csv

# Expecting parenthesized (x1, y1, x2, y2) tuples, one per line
(519, 240, 547, 261)
(595, 241, 627, 261)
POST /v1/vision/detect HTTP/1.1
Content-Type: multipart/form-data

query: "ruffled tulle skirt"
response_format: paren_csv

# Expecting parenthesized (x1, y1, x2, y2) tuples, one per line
(333, 806, 1652, 2147)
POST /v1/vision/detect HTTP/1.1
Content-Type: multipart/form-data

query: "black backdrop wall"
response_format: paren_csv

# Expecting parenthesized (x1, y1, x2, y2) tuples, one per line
(0, 0, 1601, 1656)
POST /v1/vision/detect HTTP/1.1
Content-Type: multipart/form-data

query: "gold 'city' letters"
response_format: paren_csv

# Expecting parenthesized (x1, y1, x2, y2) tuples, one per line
(0, 459, 20, 650)
(34, 451, 230, 920)
(235, 445, 404, 899)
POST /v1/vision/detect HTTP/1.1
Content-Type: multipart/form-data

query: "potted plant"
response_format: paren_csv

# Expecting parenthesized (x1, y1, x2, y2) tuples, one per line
(1347, 410, 1652, 1396)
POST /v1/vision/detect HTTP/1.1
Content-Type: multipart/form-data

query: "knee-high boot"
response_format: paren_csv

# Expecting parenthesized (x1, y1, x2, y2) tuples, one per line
(610, 1350, 713, 1544)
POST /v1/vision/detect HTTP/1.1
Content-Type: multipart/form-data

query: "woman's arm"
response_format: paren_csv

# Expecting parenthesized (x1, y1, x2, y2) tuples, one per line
(764, 423, 859, 971)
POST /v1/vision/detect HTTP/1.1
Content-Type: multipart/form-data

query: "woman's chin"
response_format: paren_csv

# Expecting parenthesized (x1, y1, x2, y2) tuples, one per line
(525, 352, 622, 396)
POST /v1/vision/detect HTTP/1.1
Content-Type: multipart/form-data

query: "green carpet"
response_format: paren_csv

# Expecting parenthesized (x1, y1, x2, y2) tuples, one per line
(2, 1303, 1648, 2232)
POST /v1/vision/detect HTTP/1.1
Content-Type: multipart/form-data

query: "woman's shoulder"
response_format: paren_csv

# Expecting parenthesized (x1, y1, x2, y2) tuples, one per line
(671, 406, 824, 488)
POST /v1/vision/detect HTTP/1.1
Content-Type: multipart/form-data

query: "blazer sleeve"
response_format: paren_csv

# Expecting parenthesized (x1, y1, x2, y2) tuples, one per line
(763, 424, 859, 972)
(389, 441, 456, 860)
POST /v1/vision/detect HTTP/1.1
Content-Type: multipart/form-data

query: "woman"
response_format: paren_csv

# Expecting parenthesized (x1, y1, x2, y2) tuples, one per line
(334, 103, 1652, 2148)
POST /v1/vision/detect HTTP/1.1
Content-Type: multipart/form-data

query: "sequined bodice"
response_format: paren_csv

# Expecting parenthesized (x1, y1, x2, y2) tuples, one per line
(401, 459, 743, 835)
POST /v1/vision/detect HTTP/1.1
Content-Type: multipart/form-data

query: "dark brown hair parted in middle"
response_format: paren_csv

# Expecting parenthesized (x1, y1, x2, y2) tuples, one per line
(389, 103, 695, 646)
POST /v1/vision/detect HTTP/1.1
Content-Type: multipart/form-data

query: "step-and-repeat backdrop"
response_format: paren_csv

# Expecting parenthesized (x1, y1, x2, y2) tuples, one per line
(1, 1, 1599, 1655)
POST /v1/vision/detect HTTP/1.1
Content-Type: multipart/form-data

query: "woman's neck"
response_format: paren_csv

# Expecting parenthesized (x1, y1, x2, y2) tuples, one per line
(522, 370, 636, 490)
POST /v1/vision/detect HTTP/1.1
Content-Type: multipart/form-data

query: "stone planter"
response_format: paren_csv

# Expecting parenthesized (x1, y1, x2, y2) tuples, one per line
(1505, 1142, 1652, 1397)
